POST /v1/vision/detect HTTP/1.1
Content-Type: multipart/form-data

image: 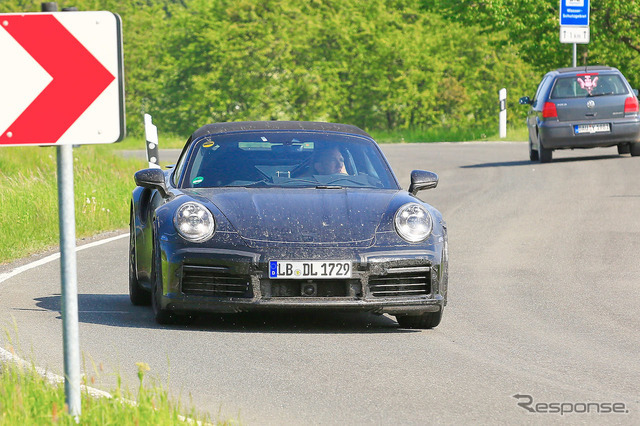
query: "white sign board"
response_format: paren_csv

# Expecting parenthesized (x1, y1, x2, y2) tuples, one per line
(559, 0, 590, 44)
(0, 12, 125, 146)
(560, 26, 590, 44)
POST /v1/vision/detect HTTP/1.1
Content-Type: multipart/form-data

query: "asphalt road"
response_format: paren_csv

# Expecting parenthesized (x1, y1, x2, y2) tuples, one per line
(1, 142, 639, 424)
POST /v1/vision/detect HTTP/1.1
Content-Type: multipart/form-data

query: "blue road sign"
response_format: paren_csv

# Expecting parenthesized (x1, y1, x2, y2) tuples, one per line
(560, 0, 590, 27)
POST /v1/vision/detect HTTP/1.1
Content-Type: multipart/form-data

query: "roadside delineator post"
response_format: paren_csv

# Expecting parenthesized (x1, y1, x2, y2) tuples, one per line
(144, 114, 161, 169)
(499, 88, 507, 139)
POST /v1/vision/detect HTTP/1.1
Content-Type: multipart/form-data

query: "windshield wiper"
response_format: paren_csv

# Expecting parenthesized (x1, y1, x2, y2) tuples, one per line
(240, 179, 273, 188)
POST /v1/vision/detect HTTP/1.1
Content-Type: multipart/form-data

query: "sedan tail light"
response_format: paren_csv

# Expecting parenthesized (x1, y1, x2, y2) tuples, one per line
(542, 102, 558, 118)
(624, 96, 639, 114)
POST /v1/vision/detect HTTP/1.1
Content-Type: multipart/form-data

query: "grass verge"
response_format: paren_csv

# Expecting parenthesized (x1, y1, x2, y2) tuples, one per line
(0, 144, 142, 264)
(0, 351, 213, 425)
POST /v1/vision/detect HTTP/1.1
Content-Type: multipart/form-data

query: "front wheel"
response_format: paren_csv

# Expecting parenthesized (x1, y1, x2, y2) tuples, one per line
(129, 211, 150, 306)
(151, 230, 195, 325)
(630, 142, 640, 157)
(396, 309, 443, 329)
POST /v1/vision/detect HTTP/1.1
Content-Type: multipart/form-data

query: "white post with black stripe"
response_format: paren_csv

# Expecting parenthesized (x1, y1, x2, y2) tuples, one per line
(499, 88, 507, 139)
(144, 114, 160, 169)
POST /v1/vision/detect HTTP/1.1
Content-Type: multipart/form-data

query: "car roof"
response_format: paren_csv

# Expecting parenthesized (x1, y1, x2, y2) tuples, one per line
(190, 121, 372, 141)
(553, 66, 619, 75)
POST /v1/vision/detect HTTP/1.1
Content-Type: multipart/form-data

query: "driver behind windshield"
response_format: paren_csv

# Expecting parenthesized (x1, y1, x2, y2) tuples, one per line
(312, 146, 347, 175)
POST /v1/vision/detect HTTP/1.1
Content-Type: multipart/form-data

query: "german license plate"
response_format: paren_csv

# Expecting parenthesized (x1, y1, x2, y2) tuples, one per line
(269, 260, 352, 279)
(575, 123, 610, 134)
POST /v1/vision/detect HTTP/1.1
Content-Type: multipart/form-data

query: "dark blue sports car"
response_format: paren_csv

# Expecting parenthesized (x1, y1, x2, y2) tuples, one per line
(129, 121, 448, 328)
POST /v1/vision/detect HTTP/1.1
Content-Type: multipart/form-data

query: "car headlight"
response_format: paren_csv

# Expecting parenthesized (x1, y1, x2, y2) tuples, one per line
(173, 202, 215, 242)
(394, 203, 433, 243)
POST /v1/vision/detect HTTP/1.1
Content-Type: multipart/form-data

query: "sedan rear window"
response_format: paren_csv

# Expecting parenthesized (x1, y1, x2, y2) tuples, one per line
(550, 74, 628, 99)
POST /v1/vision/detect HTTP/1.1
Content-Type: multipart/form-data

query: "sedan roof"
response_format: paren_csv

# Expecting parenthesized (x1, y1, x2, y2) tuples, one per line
(190, 121, 372, 141)
(554, 66, 616, 74)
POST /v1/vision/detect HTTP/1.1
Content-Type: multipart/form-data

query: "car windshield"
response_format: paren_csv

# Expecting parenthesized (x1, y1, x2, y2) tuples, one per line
(550, 74, 628, 99)
(179, 131, 399, 190)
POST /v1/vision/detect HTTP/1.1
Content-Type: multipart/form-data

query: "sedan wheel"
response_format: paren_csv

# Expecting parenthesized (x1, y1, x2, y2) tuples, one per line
(529, 137, 539, 162)
(618, 144, 631, 155)
(396, 309, 443, 329)
(630, 142, 640, 157)
(129, 213, 150, 306)
(539, 142, 552, 163)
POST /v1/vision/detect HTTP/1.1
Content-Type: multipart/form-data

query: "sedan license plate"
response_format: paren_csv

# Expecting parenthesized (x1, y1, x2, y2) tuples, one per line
(575, 123, 610, 134)
(269, 260, 352, 279)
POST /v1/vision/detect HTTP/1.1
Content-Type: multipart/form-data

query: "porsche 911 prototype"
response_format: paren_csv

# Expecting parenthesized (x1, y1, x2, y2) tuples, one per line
(129, 121, 448, 328)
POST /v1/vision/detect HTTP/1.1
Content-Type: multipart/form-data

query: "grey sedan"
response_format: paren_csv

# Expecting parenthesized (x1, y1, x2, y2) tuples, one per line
(519, 66, 640, 162)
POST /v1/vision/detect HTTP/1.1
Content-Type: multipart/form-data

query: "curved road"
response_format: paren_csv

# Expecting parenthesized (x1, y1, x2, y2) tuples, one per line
(1, 142, 639, 424)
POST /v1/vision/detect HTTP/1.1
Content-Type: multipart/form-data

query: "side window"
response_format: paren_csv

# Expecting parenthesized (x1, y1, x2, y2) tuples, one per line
(532, 75, 551, 106)
(172, 140, 191, 187)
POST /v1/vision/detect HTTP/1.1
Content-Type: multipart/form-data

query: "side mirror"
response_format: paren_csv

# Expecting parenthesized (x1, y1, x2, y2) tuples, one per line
(135, 168, 171, 199)
(409, 170, 438, 195)
(519, 96, 532, 105)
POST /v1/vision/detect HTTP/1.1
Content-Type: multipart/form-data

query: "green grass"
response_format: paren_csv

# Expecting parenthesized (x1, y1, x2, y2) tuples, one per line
(0, 144, 142, 264)
(116, 134, 187, 150)
(0, 353, 215, 425)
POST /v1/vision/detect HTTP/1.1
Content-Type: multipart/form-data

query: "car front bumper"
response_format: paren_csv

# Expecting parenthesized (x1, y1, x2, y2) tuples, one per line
(156, 241, 448, 316)
(539, 117, 640, 149)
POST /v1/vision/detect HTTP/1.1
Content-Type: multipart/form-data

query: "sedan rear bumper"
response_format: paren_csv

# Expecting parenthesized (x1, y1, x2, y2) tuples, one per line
(539, 117, 640, 149)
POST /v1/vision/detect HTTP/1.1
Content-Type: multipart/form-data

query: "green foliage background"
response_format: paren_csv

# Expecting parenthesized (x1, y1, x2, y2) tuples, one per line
(1, 0, 639, 138)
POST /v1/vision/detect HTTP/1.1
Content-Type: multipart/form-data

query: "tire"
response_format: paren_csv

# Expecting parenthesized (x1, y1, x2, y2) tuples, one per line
(630, 142, 640, 157)
(529, 137, 539, 162)
(151, 231, 177, 325)
(129, 211, 150, 306)
(151, 229, 195, 325)
(618, 144, 630, 155)
(396, 309, 443, 329)
(539, 142, 552, 163)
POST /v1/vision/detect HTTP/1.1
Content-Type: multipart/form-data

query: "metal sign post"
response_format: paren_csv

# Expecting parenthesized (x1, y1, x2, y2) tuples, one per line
(57, 143, 81, 417)
(0, 4, 124, 418)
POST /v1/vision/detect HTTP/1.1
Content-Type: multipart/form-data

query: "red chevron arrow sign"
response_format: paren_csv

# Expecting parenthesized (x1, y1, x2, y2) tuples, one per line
(0, 12, 124, 146)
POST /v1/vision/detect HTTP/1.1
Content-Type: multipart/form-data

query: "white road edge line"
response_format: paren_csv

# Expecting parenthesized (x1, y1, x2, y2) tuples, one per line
(0, 233, 129, 285)
(0, 233, 204, 424)
(0, 231, 130, 399)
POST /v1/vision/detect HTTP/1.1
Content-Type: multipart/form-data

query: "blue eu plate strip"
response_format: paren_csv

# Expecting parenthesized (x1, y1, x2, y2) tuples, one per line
(269, 261, 278, 278)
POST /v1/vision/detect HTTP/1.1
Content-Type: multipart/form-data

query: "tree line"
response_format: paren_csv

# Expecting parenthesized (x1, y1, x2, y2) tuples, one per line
(2, 0, 638, 137)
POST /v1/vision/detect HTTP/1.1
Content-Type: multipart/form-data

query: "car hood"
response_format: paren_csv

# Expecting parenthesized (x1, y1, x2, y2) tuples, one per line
(186, 188, 399, 244)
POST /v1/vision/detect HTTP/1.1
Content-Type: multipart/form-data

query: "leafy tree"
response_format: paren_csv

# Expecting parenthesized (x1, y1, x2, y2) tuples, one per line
(2, 0, 540, 136)
(421, 0, 640, 88)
